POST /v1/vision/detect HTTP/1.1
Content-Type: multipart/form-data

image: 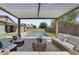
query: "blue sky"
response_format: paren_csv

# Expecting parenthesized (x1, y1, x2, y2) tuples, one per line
(21, 19, 53, 27)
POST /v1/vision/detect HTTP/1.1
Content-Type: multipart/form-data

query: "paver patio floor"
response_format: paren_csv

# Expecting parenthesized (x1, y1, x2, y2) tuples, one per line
(17, 39, 61, 51)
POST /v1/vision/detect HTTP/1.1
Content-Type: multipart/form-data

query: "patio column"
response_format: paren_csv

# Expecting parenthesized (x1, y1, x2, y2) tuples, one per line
(18, 18, 21, 37)
(55, 19, 59, 38)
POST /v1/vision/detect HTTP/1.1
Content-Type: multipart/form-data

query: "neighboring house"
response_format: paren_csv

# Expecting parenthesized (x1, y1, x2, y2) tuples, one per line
(26, 24, 33, 31)
(0, 21, 5, 34)
(0, 15, 17, 34)
(20, 24, 27, 32)
(0, 15, 31, 34)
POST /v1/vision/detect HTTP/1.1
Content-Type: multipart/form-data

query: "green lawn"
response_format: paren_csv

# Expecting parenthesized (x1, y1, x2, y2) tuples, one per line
(46, 32, 56, 36)
(0, 33, 13, 38)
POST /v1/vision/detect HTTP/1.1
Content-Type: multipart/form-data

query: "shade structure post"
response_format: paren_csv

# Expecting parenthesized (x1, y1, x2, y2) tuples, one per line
(55, 19, 59, 38)
(18, 18, 21, 37)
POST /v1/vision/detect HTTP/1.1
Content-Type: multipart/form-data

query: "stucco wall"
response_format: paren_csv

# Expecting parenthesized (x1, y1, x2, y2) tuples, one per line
(0, 17, 15, 23)
(0, 22, 5, 34)
(0, 18, 5, 22)
(21, 26, 24, 32)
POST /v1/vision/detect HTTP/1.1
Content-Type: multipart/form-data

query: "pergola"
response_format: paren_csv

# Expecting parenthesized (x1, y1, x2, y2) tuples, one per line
(0, 3, 79, 37)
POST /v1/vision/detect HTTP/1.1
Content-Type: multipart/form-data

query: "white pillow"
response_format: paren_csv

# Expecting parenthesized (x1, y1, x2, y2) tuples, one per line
(0, 51, 1, 54)
(63, 34, 70, 42)
(58, 33, 70, 42)
(62, 37, 67, 42)
(67, 35, 79, 46)
(58, 33, 65, 41)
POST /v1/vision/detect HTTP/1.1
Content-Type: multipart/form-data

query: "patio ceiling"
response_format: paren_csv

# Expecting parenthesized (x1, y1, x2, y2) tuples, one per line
(0, 3, 79, 19)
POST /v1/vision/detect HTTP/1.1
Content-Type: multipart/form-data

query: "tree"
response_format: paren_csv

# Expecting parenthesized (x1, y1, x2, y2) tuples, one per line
(33, 25, 37, 28)
(58, 10, 79, 26)
(39, 22, 47, 29)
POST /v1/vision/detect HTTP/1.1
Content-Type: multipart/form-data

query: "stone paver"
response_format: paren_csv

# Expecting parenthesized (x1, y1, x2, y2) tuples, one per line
(17, 39, 61, 51)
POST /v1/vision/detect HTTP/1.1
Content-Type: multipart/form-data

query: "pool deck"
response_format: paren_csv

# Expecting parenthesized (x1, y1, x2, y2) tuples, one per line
(17, 39, 61, 51)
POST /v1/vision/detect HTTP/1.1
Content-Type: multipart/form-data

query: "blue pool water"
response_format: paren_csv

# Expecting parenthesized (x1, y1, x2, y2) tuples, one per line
(26, 32, 49, 37)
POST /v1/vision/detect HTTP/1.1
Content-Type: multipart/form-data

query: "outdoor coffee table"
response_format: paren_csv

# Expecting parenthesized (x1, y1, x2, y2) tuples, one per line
(32, 39, 47, 51)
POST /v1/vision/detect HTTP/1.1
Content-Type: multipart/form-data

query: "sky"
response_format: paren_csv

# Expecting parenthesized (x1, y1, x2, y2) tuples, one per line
(21, 19, 53, 27)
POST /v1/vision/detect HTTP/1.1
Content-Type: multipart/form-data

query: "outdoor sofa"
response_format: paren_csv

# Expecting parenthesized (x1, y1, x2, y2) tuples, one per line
(52, 33, 79, 55)
(13, 35, 24, 47)
(0, 38, 17, 52)
(0, 49, 10, 55)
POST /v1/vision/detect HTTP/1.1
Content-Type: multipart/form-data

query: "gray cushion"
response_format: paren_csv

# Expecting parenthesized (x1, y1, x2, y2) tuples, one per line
(0, 38, 11, 48)
(52, 37, 75, 50)
(4, 44, 17, 51)
(58, 33, 65, 41)
(58, 33, 68, 42)
(62, 42, 75, 50)
(63, 34, 70, 42)
(0, 51, 1, 53)
(67, 35, 79, 46)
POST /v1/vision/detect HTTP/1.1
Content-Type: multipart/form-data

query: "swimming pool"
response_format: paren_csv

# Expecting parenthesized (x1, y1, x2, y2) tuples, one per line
(26, 32, 50, 37)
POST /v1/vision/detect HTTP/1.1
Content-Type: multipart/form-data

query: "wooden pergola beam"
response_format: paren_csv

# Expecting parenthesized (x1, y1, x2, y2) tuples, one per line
(55, 19, 59, 38)
(37, 3, 40, 18)
(1, 4, 79, 38)
(19, 18, 56, 19)
(57, 6, 79, 19)
(0, 7, 19, 18)
(18, 18, 21, 37)
(55, 6, 79, 38)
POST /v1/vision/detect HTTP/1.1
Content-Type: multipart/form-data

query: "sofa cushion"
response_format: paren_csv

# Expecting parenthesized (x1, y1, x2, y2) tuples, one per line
(67, 35, 79, 46)
(62, 37, 68, 42)
(54, 39, 75, 50)
(63, 34, 70, 41)
(58, 33, 70, 42)
(58, 33, 65, 41)
(0, 51, 1, 53)
(4, 44, 17, 51)
(0, 38, 12, 48)
(52, 37, 75, 50)
(62, 42, 75, 50)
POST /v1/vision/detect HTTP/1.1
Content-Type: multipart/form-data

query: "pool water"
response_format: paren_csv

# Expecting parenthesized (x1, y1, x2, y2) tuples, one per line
(26, 32, 49, 37)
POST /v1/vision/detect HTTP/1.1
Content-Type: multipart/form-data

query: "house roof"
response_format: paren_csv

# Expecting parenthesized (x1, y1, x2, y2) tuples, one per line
(20, 23, 26, 26)
(0, 15, 16, 23)
(26, 24, 33, 27)
(0, 3, 79, 19)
